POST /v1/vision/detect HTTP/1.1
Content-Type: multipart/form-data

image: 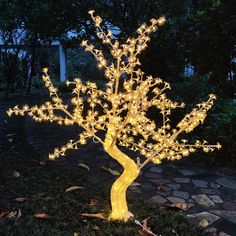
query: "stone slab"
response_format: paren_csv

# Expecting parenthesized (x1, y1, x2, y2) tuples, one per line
(187, 211, 220, 227)
(210, 182, 221, 189)
(192, 180, 208, 188)
(145, 172, 162, 178)
(216, 177, 236, 190)
(172, 191, 190, 200)
(179, 169, 196, 176)
(149, 166, 163, 174)
(223, 202, 236, 211)
(199, 188, 220, 195)
(158, 186, 172, 197)
(167, 196, 185, 203)
(209, 210, 236, 224)
(173, 178, 190, 183)
(209, 195, 224, 204)
(166, 183, 181, 190)
(219, 232, 231, 236)
(147, 195, 167, 205)
(192, 194, 215, 208)
(141, 183, 156, 192)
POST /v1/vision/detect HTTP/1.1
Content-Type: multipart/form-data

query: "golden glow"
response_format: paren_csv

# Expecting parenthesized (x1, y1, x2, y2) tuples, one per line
(104, 124, 139, 220)
(7, 11, 221, 221)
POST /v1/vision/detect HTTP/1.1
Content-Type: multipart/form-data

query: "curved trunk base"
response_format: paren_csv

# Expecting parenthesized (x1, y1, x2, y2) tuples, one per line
(104, 141, 139, 221)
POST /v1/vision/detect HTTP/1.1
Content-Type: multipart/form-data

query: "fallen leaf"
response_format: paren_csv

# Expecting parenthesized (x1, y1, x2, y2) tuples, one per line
(131, 182, 141, 187)
(127, 211, 134, 218)
(45, 196, 54, 201)
(36, 192, 46, 197)
(5, 211, 16, 219)
(8, 138, 13, 143)
(172, 202, 189, 210)
(80, 213, 107, 220)
(108, 169, 120, 176)
(0, 211, 10, 218)
(78, 163, 90, 171)
(13, 170, 20, 178)
(101, 166, 120, 176)
(65, 186, 84, 192)
(163, 202, 190, 211)
(16, 209, 22, 219)
(13, 197, 28, 203)
(7, 209, 22, 220)
(172, 229, 179, 236)
(34, 213, 49, 219)
(39, 161, 47, 166)
(6, 133, 16, 137)
(89, 199, 98, 206)
(92, 225, 100, 231)
(143, 218, 149, 230)
(137, 218, 155, 236)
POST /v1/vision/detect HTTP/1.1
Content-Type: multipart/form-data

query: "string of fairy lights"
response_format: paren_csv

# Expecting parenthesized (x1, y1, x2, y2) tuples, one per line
(7, 10, 221, 221)
(7, 10, 221, 168)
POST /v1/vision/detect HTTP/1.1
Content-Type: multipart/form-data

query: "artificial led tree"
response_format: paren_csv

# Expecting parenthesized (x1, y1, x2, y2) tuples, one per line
(7, 11, 221, 221)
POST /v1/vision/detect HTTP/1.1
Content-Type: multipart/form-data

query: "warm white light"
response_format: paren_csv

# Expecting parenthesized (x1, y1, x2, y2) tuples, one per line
(7, 11, 221, 221)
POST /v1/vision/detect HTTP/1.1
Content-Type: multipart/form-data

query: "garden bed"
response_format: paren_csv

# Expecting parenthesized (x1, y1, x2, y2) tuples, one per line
(0, 103, 204, 236)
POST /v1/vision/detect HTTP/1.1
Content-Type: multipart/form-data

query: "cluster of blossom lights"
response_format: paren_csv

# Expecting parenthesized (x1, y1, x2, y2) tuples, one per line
(7, 10, 221, 221)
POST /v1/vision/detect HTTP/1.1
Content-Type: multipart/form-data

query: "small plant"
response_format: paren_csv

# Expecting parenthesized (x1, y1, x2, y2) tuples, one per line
(7, 10, 221, 221)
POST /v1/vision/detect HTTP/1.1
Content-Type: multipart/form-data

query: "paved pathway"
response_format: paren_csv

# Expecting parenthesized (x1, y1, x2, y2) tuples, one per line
(25, 118, 236, 236)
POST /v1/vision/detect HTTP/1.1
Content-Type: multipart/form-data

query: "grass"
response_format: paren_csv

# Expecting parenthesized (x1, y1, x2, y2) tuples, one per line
(1, 175, 205, 236)
(0, 103, 206, 236)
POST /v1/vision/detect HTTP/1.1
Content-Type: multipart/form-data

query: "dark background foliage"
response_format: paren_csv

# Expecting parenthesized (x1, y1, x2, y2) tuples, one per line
(0, 0, 236, 166)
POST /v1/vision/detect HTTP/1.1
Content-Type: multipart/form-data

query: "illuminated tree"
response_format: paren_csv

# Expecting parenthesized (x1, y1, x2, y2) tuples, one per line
(7, 10, 221, 221)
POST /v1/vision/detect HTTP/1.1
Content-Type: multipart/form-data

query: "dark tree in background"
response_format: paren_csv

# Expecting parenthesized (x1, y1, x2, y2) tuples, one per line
(0, 0, 235, 164)
(1, 0, 235, 95)
(96, 0, 235, 90)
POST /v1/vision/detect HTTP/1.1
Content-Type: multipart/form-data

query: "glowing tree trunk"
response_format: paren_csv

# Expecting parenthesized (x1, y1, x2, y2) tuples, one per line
(104, 124, 139, 220)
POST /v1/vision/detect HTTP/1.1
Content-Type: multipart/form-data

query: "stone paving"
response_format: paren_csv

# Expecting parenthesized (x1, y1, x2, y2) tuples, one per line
(25, 118, 236, 236)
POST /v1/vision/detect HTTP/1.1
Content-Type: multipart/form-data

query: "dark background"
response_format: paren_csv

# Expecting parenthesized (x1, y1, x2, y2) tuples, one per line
(0, 0, 236, 167)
